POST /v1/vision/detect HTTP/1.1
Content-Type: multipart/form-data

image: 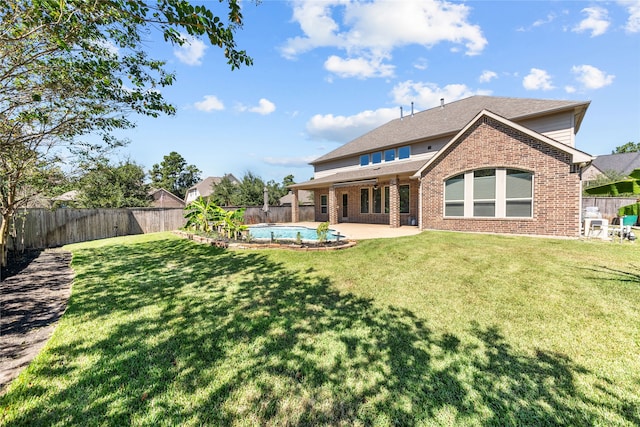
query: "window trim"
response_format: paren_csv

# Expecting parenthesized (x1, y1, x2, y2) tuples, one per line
(443, 168, 534, 219)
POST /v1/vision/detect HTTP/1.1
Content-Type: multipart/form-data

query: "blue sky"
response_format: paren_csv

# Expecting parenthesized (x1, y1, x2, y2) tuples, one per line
(116, 0, 640, 184)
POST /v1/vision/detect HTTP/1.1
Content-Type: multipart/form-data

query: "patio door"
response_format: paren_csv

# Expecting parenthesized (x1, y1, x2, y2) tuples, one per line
(342, 193, 348, 219)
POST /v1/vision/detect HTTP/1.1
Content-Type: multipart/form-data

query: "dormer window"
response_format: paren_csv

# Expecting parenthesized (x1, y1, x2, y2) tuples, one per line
(372, 152, 382, 164)
(398, 146, 410, 159)
(360, 154, 370, 166)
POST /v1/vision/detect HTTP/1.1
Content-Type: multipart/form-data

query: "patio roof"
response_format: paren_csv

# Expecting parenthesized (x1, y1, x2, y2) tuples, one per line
(290, 158, 428, 190)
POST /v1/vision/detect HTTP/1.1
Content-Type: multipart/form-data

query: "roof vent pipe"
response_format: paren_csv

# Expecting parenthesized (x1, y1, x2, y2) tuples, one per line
(440, 98, 445, 109)
(411, 101, 414, 117)
(400, 106, 403, 120)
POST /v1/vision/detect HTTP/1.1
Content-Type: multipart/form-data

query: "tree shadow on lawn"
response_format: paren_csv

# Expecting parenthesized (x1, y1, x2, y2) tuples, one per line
(1, 237, 637, 425)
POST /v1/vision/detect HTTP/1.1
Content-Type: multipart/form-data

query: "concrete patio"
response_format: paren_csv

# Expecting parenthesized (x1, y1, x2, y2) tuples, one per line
(294, 222, 422, 240)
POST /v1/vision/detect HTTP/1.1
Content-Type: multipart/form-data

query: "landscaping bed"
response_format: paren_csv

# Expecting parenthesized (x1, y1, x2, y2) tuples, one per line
(173, 230, 356, 251)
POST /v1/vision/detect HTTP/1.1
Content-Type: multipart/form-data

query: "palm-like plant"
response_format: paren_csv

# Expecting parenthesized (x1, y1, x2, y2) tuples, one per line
(184, 197, 218, 233)
(217, 207, 248, 240)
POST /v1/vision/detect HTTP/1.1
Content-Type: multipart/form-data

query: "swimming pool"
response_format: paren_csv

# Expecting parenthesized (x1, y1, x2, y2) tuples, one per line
(248, 225, 343, 242)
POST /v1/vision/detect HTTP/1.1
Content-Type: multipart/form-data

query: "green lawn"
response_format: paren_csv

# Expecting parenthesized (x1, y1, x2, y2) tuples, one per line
(1, 231, 639, 426)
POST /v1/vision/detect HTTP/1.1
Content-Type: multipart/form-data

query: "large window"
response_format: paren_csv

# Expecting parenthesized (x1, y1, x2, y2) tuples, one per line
(320, 194, 328, 214)
(444, 174, 464, 217)
(399, 185, 410, 213)
(360, 188, 369, 213)
(373, 186, 382, 213)
(506, 169, 533, 217)
(444, 169, 533, 218)
(473, 169, 496, 217)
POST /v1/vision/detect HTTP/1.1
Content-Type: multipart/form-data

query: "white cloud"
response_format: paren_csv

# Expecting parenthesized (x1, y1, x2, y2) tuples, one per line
(194, 95, 224, 112)
(306, 108, 398, 142)
(413, 58, 429, 70)
(324, 55, 395, 78)
(174, 34, 207, 66)
(565, 85, 576, 94)
(263, 156, 317, 167)
(390, 80, 489, 109)
(282, 0, 487, 79)
(237, 98, 277, 115)
(618, 0, 640, 33)
(573, 7, 610, 37)
(523, 68, 555, 91)
(533, 13, 557, 28)
(571, 65, 615, 89)
(479, 70, 498, 83)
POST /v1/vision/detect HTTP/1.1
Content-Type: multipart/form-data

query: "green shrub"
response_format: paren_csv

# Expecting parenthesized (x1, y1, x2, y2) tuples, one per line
(316, 221, 329, 243)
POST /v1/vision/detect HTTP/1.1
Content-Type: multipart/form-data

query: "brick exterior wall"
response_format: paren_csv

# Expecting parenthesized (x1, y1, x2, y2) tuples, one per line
(420, 117, 582, 237)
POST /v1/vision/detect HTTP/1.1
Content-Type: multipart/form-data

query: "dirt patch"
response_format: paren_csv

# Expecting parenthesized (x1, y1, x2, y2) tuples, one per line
(0, 249, 73, 394)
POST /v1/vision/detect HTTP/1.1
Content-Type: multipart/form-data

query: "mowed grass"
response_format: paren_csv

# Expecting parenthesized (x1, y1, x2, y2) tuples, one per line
(1, 231, 639, 426)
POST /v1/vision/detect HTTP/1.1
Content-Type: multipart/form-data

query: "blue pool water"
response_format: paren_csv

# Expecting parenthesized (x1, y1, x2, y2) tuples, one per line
(248, 225, 343, 242)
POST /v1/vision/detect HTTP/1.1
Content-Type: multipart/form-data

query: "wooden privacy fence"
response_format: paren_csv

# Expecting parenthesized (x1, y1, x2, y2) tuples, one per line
(6, 208, 187, 251)
(4, 205, 316, 250)
(239, 206, 315, 224)
(582, 197, 638, 219)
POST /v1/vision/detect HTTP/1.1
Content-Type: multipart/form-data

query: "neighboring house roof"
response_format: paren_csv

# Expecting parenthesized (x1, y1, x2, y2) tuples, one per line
(185, 174, 240, 199)
(590, 152, 640, 177)
(312, 96, 590, 165)
(52, 190, 80, 201)
(414, 110, 593, 177)
(149, 188, 185, 208)
(280, 190, 314, 205)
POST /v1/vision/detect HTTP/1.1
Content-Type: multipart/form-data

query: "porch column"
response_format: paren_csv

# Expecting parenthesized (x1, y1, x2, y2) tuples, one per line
(389, 177, 400, 228)
(291, 190, 299, 223)
(328, 186, 338, 225)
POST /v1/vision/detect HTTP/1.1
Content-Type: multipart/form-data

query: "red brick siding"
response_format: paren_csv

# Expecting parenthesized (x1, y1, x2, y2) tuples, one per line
(420, 117, 581, 237)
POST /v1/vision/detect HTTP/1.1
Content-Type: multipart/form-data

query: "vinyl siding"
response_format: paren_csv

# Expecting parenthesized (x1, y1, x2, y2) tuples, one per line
(519, 112, 575, 147)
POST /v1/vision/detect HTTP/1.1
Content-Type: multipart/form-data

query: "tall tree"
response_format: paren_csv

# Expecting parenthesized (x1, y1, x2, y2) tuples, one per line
(0, 0, 252, 266)
(149, 152, 201, 199)
(235, 171, 265, 206)
(612, 142, 640, 154)
(211, 174, 240, 206)
(78, 158, 150, 208)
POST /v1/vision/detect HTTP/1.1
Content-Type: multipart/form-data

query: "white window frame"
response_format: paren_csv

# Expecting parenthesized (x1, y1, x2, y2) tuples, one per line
(443, 169, 534, 219)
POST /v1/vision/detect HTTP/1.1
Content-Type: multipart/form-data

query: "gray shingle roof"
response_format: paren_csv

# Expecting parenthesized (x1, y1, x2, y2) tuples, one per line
(312, 96, 590, 165)
(290, 158, 428, 189)
(591, 152, 640, 176)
